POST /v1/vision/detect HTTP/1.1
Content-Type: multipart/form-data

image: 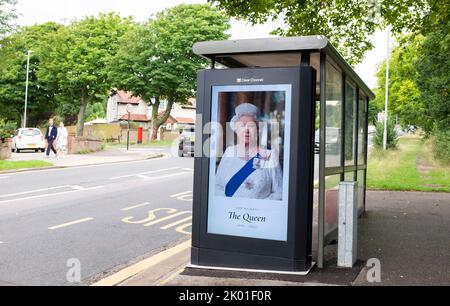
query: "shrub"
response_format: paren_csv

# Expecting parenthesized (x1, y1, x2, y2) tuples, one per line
(373, 119, 398, 150)
(0, 120, 17, 142)
(432, 128, 450, 164)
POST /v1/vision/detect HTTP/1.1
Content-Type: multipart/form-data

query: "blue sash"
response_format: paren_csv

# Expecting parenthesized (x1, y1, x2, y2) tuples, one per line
(225, 153, 260, 197)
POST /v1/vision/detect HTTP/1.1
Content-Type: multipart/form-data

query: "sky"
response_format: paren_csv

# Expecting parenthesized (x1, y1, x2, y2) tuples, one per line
(15, 0, 393, 89)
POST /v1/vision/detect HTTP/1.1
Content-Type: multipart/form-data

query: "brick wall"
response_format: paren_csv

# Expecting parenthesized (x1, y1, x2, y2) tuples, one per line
(67, 135, 102, 154)
(0, 139, 12, 160)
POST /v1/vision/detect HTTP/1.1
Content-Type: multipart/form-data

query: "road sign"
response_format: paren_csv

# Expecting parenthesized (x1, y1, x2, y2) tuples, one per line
(126, 104, 133, 113)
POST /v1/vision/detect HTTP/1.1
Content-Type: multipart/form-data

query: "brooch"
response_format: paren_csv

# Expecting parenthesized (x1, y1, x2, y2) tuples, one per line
(252, 158, 261, 170)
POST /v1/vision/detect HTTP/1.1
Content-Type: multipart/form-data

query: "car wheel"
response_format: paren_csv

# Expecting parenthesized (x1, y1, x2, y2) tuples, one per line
(40, 149, 45, 153)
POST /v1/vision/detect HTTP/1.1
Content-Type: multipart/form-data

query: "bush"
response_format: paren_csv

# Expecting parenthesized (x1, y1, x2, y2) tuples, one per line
(432, 128, 450, 164)
(374, 119, 398, 150)
(0, 120, 17, 142)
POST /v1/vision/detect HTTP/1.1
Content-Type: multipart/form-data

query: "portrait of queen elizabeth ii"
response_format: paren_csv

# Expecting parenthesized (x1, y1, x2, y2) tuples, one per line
(214, 103, 283, 200)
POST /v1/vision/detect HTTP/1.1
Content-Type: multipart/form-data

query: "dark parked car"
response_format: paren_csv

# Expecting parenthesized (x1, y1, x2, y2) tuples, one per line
(178, 127, 195, 157)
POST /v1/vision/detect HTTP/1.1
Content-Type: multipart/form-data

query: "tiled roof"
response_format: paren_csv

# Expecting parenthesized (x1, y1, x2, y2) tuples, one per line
(119, 114, 150, 122)
(115, 91, 142, 105)
(175, 117, 195, 124)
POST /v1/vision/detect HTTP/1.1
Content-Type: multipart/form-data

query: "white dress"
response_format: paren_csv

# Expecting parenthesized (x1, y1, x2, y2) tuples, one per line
(215, 145, 283, 200)
(56, 127, 68, 149)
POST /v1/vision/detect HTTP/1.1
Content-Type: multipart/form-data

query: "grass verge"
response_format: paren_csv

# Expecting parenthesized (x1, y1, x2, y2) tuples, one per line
(367, 135, 449, 192)
(0, 160, 54, 171)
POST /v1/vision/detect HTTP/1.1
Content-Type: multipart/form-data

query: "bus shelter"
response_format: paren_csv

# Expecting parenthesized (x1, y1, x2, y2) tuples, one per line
(191, 36, 375, 272)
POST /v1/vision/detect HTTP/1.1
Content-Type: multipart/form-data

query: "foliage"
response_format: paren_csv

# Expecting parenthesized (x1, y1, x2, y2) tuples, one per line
(414, 19, 450, 134)
(373, 118, 398, 150)
(86, 102, 106, 122)
(0, 23, 64, 125)
(0, 0, 17, 40)
(209, 0, 442, 65)
(432, 129, 450, 165)
(0, 119, 16, 140)
(373, 35, 429, 130)
(110, 4, 230, 140)
(39, 13, 135, 136)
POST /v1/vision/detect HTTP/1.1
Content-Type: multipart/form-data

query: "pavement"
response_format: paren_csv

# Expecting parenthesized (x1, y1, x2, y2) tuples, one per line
(3, 147, 167, 170)
(113, 190, 450, 287)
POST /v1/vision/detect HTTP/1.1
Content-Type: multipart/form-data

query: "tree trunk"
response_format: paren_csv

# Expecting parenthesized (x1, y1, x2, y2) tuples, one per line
(76, 86, 88, 137)
(150, 96, 175, 141)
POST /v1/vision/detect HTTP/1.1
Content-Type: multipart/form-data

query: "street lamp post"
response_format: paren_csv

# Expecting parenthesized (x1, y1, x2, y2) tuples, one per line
(383, 27, 390, 150)
(126, 104, 132, 151)
(23, 50, 32, 128)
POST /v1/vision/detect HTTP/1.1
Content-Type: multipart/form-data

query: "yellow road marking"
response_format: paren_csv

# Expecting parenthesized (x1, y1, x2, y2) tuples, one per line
(157, 267, 185, 286)
(144, 211, 191, 227)
(175, 223, 192, 235)
(92, 239, 191, 286)
(122, 208, 177, 224)
(160, 216, 192, 230)
(170, 191, 191, 198)
(48, 217, 94, 230)
(121, 202, 151, 211)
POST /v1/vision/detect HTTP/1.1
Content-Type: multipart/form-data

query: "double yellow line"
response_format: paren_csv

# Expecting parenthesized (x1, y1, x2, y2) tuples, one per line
(92, 240, 191, 286)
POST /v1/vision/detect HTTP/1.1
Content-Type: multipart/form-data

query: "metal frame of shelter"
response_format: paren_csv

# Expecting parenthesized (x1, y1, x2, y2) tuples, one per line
(193, 36, 375, 268)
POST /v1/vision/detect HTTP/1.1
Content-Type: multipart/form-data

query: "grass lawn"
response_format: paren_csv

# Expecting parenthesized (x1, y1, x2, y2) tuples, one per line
(367, 135, 450, 192)
(0, 160, 53, 171)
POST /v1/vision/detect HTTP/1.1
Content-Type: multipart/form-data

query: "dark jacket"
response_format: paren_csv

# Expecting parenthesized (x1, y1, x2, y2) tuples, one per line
(45, 125, 58, 141)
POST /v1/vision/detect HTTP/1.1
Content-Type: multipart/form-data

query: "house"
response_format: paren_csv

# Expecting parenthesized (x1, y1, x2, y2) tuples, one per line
(161, 98, 196, 131)
(106, 90, 151, 128)
(106, 90, 196, 132)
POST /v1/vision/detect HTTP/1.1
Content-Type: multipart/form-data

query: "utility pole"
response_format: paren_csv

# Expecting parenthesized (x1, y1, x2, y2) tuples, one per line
(23, 50, 32, 128)
(383, 27, 390, 150)
(126, 104, 132, 151)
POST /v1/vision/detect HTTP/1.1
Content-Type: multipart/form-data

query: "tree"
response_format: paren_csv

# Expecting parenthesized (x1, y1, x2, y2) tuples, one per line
(40, 13, 135, 136)
(415, 13, 449, 162)
(373, 118, 398, 150)
(110, 4, 230, 140)
(415, 21, 450, 134)
(372, 35, 429, 130)
(210, 0, 444, 65)
(0, 0, 17, 40)
(0, 23, 64, 126)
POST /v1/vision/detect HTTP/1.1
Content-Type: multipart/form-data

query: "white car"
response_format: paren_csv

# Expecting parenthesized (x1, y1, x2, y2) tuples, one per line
(12, 128, 46, 153)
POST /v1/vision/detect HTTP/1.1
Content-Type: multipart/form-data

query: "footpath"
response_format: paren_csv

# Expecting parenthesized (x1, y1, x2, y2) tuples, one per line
(103, 190, 450, 286)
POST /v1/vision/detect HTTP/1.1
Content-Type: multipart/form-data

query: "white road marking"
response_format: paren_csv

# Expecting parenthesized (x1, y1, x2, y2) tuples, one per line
(182, 168, 193, 171)
(143, 172, 191, 181)
(48, 217, 94, 230)
(110, 167, 179, 180)
(0, 185, 71, 199)
(170, 190, 192, 198)
(121, 202, 151, 211)
(160, 216, 192, 230)
(0, 241, 4, 244)
(0, 186, 104, 204)
(144, 211, 191, 227)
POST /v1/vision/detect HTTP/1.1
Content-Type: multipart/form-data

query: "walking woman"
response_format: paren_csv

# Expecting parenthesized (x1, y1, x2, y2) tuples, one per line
(56, 122, 68, 158)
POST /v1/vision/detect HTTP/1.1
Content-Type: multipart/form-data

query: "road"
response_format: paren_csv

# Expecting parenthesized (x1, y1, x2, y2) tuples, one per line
(0, 150, 320, 286)
(0, 153, 194, 286)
